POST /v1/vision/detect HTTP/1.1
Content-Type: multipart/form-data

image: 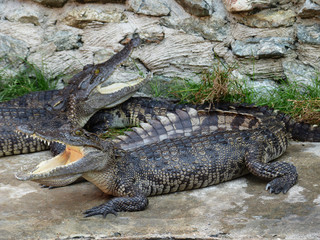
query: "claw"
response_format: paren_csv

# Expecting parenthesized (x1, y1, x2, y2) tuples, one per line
(39, 184, 55, 189)
(265, 178, 295, 194)
(265, 183, 270, 191)
(83, 204, 118, 218)
(103, 209, 117, 218)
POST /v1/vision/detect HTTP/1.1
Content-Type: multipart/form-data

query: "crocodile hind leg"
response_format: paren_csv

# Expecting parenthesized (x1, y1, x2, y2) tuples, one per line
(245, 155, 298, 194)
(84, 194, 148, 218)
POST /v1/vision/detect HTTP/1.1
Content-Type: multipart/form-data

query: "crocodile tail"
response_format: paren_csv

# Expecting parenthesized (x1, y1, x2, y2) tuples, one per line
(290, 122, 320, 141)
(114, 107, 262, 150)
(253, 107, 320, 142)
(273, 113, 320, 142)
(215, 102, 320, 142)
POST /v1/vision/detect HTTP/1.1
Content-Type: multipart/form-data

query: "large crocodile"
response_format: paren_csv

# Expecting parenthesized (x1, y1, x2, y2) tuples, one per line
(0, 34, 148, 157)
(16, 107, 297, 217)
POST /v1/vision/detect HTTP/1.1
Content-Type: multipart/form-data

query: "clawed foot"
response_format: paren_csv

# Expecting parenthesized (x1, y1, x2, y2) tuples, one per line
(40, 184, 55, 189)
(266, 174, 298, 194)
(83, 195, 148, 218)
(84, 203, 118, 218)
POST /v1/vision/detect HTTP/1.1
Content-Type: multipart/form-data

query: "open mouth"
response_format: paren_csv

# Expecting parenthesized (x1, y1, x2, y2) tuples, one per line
(32, 145, 85, 175)
(15, 130, 88, 180)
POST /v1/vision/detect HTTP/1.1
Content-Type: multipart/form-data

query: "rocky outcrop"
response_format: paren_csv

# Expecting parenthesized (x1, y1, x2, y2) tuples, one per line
(31, 0, 68, 8)
(128, 0, 171, 16)
(0, 0, 319, 92)
(298, 0, 320, 18)
(175, 0, 212, 16)
(63, 7, 127, 29)
(235, 9, 296, 28)
(231, 37, 295, 59)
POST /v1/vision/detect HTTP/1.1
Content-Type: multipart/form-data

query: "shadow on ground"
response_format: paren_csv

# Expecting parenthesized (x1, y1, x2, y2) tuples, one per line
(0, 142, 320, 240)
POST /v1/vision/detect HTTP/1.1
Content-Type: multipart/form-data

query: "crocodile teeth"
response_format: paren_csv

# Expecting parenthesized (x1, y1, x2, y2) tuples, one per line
(16, 129, 53, 146)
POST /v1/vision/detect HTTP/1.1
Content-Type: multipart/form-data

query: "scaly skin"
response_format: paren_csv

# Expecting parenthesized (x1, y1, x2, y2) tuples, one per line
(16, 108, 297, 218)
(0, 107, 56, 156)
(0, 90, 59, 109)
(83, 124, 296, 217)
(86, 97, 320, 142)
(0, 34, 147, 157)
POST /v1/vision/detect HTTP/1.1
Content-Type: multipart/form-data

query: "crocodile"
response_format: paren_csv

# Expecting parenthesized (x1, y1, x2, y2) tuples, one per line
(0, 34, 148, 157)
(16, 107, 297, 217)
(85, 97, 320, 142)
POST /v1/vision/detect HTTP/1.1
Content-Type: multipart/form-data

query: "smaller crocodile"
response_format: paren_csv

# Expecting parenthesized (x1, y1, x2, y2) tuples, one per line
(0, 34, 148, 157)
(16, 108, 297, 218)
(85, 97, 320, 142)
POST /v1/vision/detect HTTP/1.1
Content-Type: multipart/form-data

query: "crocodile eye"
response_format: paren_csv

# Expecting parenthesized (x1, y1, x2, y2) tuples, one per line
(53, 100, 63, 108)
(46, 98, 64, 111)
(75, 129, 83, 136)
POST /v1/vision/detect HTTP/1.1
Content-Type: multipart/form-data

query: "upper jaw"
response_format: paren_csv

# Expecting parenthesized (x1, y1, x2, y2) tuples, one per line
(16, 124, 103, 149)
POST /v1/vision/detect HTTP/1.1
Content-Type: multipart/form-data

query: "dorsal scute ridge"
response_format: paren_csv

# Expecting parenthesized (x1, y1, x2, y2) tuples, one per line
(124, 130, 143, 142)
(116, 110, 191, 150)
(156, 115, 177, 137)
(186, 107, 200, 133)
(147, 119, 168, 140)
(115, 107, 264, 150)
(139, 122, 162, 145)
(166, 112, 184, 135)
(175, 109, 193, 134)
(140, 123, 158, 137)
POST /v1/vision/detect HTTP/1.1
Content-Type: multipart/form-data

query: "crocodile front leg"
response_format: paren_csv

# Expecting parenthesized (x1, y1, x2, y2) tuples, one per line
(245, 155, 298, 194)
(83, 169, 149, 218)
(84, 194, 148, 218)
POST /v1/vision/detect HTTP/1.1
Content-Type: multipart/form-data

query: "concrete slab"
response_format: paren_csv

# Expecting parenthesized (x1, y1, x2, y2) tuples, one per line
(0, 142, 320, 240)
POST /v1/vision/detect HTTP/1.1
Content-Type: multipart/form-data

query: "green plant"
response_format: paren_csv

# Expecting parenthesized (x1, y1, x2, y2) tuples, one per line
(99, 127, 133, 139)
(165, 64, 238, 104)
(148, 64, 320, 124)
(167, 78, 202, 103)
(0, 60, 59, 102)
(233, 76, 320, 124)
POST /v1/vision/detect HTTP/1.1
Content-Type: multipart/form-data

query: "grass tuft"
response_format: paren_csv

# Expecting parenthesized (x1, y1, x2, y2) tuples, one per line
(289, 99, 320, 124)
(99, 127, 133, 139)
(149, 64, 237, 104)
(246, 77, 320, 124)
(0, 60, 59, 102)
(148, 65, 320, 124)
(175, 64, 235, 104)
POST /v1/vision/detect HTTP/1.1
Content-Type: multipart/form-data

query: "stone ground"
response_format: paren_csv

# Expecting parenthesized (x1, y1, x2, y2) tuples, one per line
(0, 142, 320, 240)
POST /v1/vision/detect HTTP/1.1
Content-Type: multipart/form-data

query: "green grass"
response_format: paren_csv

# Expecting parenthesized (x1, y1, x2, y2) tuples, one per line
(1, 58, 319, 124)
(99, 127, 133, 139)
(229, 76, 320, 124)
(149, 64, 236, 104)
(254, 77, 320, 124)
(148, 64, 320, 124)
(0, 61, 59, 102)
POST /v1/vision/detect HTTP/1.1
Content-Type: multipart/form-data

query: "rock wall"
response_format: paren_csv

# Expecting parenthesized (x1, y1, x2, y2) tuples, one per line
(0, 0, 320, 90)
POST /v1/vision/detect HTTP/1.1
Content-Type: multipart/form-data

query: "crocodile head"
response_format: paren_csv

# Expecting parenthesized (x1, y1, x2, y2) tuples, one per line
(15, 125, 114, 187)
(45, 33, 150, 127)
